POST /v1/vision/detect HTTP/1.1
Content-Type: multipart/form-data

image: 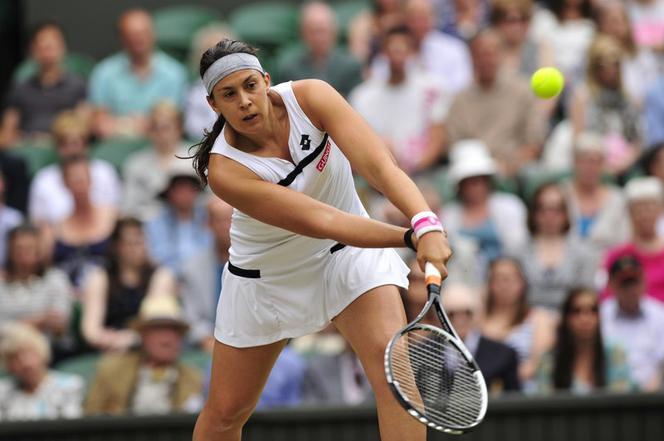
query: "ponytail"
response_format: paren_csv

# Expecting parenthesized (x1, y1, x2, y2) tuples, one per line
(188, 114, 226, 187)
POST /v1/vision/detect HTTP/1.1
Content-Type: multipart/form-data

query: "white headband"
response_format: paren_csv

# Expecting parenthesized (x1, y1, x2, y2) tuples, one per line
(202, 53, 264, 95)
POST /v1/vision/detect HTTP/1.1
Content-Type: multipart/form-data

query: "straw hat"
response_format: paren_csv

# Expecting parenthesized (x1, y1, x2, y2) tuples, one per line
(130, 295, 190, 333)
(448, 139, 497, 188)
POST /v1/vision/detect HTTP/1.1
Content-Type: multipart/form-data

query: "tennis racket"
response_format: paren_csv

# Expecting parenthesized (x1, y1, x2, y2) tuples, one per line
(384, 262, 488, 434)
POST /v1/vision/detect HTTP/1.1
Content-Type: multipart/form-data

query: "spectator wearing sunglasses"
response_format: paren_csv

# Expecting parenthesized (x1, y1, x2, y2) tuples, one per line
(535, 287, 632, 394)
(600, 254, 664, 391)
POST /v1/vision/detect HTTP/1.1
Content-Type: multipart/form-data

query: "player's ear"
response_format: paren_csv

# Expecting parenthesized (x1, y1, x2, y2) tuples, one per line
(206, 94, 222, 114)
(263, 72, 271, 88)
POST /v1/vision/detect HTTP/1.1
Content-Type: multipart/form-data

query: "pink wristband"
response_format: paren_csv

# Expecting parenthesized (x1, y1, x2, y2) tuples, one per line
(411, 211, 444, 239)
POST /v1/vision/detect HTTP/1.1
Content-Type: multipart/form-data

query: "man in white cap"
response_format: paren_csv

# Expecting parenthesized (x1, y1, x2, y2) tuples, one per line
(561, 132, 630, 259)
(600, 176, 664, 304)
(85, 295, 203, 415)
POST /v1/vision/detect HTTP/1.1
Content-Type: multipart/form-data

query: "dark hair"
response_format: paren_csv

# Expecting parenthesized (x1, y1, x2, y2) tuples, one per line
(30, 20, 66, 43)
(105, 217, 155, 300)
(486, 256, 530, 327)
(641, 143, 664, 176)
(526, 182, 571, 235)
(5, 224, 46, 281)
(382, 25, 415, 49)
(552, 287, 605, 390)
(547, 0, 593, 21)
(490, 0, 533, 25)
(186, 39, 259, 187)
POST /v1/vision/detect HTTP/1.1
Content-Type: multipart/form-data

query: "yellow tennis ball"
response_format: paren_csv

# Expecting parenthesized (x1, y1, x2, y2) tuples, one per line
(530, 67, 565, 99)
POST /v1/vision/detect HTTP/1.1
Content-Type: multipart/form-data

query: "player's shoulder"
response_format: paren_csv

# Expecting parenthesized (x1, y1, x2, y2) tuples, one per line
(290, 79, 341, 127)
(291, 78, 336, 98)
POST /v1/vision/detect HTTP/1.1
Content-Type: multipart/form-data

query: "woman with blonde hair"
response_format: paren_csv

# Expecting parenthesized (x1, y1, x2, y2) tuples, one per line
(596, 0, 659, 108)
(0, 322, 84, 420)
(570, 35, 642, 177)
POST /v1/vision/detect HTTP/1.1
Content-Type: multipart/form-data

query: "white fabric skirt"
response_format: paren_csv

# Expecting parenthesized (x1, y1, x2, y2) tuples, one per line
(214, 245, 409, 348)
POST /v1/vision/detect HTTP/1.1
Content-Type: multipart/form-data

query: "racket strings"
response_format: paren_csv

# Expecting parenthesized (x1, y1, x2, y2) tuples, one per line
(390, 329, 485, 428)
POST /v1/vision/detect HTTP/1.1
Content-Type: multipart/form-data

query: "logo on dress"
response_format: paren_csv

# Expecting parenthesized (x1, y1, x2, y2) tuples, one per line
(316, 139, 332, 171)
(300, 134, 311, 151)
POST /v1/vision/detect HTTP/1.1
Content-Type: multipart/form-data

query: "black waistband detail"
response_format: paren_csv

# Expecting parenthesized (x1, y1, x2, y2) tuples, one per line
(229, 243, 344, 277)
(330, 243, 346, 254)
(277, 134, 329, 187)
(228, 262, 261, 279)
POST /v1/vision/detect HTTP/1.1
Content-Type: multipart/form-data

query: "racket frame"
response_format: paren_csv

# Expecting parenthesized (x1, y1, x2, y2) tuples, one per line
(384, 270, 488, 434)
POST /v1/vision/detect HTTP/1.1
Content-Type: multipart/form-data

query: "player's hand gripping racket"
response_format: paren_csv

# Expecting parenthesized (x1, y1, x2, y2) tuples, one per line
(385, 262, 488, 434)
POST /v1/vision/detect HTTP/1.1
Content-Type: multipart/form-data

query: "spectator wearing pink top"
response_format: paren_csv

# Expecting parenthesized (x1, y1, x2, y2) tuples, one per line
(600, 177, 664, 303)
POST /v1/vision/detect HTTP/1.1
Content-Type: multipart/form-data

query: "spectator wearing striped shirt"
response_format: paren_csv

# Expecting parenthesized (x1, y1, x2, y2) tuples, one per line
(0, 224, 72, 342)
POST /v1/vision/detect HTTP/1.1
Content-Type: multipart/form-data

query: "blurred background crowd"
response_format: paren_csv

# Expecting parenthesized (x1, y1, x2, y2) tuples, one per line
(0, 0, 663, 423)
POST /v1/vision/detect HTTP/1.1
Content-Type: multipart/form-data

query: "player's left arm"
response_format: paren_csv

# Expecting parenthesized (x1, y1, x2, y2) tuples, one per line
(294, 79, 451, 271)
(295, 79, 429, 220)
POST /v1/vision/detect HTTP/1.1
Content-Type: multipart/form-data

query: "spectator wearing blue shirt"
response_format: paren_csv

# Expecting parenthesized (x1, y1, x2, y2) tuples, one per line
(181, 198, 233, 352)
(145, 164, 212, 276)
(644, 76, 664, 148)
(89, 9, 187, 139)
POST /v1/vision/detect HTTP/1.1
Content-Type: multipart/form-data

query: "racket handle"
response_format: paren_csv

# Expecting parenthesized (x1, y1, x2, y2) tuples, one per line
(424, 262, 442, 286)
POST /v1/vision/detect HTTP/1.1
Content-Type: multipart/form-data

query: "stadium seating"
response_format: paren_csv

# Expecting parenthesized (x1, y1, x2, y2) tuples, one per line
(90, 137, 150, 174)
(332, 0, 370, 44)
(12, 53, 96, 82)
(228, 2, 299, 51)
(10, 140, 58, 177)
(54, 352, 101, 386)
(152, 5, 222, 63)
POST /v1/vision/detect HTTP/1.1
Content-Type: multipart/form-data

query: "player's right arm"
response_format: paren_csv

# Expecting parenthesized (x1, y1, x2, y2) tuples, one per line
(208, 153, 411, 249)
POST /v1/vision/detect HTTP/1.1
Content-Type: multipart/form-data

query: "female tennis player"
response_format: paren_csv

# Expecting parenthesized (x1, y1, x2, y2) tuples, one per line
(191, 39, 451, 441)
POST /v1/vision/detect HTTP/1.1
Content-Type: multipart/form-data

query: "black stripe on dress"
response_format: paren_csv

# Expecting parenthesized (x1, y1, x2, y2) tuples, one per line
(227, 262, 261, 278)
(277, 134, 329, 187)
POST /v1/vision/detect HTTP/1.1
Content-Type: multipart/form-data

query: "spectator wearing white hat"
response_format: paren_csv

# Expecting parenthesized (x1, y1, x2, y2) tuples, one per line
(600, 176, 664, 304)
(440, 139, 528, 278)
(0, 322, 84, 421)
(85, 294, 202, 416)
(560, 132, 630, 260)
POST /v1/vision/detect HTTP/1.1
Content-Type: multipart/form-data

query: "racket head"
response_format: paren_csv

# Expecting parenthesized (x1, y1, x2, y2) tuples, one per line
(384, 323, 488, 434)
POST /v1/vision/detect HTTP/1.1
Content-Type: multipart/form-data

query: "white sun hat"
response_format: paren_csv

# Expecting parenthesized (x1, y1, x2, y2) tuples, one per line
(624, 176, 664, 203)
(448, 139, 497, 188)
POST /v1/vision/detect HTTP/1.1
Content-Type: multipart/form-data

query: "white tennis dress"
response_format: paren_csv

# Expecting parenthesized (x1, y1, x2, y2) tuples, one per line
(211, 81, 409, 348)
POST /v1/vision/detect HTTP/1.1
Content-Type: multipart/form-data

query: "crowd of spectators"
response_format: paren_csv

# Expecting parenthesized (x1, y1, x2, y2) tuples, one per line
(1, 0, 664, 423)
